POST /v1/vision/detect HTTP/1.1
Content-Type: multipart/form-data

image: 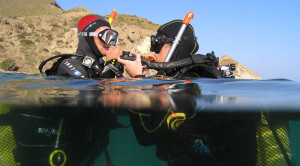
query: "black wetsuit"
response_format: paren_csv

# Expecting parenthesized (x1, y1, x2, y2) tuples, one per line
(128, 62, 259, 166)
(1, 90, 123, 166)
(46, 35, 123, 79)
(55, 55, 119, 79)
(129, 83, 258, 166)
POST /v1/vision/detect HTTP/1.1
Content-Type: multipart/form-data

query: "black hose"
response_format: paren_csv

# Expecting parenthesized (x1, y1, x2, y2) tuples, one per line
(141, 56, 212, 70)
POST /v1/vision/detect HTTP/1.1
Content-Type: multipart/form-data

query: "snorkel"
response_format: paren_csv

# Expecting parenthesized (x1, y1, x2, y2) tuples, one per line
(109, 9, 117, 25)
(164, 11, 194, 62)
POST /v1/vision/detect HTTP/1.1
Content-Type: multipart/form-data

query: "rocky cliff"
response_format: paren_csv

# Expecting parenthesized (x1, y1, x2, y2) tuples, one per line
(0, 1, 261, 79)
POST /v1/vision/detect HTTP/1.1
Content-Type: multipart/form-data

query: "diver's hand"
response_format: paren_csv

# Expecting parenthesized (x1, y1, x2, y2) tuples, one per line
(106, 45, 122, 59)
(118, 53, 144, 77)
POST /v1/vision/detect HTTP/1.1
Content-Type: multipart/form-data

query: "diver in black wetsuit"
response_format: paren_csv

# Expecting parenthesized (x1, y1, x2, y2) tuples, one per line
(40, 14, 124, 79)
(0, 90, 126, 166)
(116, 20, 259, 166)
(121, 82, 257, 166)
(32, 14, 127, 166)
(118, 20, 222, 79)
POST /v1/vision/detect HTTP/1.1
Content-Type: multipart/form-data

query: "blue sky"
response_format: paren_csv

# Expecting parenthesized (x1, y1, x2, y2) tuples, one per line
(56, 0, 300, 82)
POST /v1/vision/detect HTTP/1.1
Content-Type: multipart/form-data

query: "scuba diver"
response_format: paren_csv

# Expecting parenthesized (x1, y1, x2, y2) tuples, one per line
(118, 19, 222, 79)
(97, 80, 293, 166)
(0, 91, 127, 166)
(24, 13, 126, 166)
(97, 81, 258, 165)
(39, 14, 124, 79)
(115, 18, 293, 165)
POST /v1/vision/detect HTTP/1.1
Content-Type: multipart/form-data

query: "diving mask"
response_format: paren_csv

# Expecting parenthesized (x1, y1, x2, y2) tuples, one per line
(79, 29, 119, 46)
(150, 33, 174, 54)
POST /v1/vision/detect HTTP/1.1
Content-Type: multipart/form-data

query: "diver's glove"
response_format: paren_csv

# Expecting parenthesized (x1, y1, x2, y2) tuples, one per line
(101, 58, 124, 77)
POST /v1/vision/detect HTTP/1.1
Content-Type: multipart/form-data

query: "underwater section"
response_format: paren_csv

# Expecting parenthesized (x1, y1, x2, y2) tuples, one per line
(0, 72, 299, 165)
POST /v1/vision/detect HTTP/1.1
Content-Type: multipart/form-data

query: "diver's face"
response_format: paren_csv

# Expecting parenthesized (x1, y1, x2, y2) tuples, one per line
(154, 43, 171, 62)
(94, 26, 111, 56)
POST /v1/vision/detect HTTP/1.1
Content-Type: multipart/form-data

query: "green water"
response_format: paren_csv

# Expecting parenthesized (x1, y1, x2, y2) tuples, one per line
(93, 116, 166, 166)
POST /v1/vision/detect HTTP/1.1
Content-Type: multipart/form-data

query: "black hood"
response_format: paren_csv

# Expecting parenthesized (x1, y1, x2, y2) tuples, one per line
(157, 20, 199, 61)
(76, 35, 101, 61)
(76, 14, 111, 60)
(156, 20, 199, 76)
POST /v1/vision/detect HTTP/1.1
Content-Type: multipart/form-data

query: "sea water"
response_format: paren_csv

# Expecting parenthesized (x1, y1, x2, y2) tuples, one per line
(0, 72, 299, 166)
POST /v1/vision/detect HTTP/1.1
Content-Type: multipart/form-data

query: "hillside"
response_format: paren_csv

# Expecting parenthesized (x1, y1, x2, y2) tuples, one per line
(0, 6, 159, 74)
(0, 0, 63, 17)
(0, 1, 261, 79)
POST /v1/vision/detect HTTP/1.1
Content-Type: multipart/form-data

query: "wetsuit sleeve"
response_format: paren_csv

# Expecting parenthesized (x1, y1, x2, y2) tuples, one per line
(57, 59, 90, 79)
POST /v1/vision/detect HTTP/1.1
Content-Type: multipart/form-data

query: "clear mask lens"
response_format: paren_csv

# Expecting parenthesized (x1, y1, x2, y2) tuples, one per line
(98, 29, 119, 46)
